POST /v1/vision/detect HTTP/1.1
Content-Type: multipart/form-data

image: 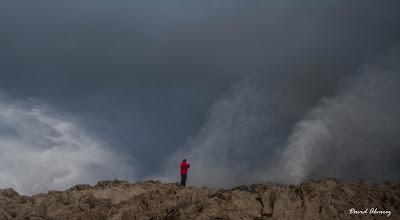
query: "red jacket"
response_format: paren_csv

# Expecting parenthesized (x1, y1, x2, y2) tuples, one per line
(180, 161, 190, 174)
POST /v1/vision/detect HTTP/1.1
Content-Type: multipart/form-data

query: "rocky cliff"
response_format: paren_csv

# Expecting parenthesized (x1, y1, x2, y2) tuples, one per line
(0, 179, 398, 220)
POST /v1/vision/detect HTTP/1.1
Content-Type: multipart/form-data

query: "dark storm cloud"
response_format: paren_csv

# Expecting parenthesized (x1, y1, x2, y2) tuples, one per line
(0, 1, 400, 193)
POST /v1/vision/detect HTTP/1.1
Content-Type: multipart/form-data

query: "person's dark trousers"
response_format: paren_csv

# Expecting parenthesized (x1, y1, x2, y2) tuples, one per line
(180, 174, 187, 186)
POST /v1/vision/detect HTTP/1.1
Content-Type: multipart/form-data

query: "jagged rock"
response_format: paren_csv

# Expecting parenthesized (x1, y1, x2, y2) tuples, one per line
(0, 179, 398, 219)
(0, 188, 19, 198)
(95, 180, 130, 189)
(66, 184, 94, 192)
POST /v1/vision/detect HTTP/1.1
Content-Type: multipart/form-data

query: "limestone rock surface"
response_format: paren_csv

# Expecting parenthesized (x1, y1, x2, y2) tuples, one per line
(0, 179, 399, 220)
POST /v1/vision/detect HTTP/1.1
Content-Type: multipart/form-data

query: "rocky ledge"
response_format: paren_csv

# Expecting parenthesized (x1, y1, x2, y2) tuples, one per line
(0, 179, 399, 220)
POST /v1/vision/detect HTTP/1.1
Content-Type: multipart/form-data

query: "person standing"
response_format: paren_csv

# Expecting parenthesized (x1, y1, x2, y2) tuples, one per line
(180, 159, 190, 186)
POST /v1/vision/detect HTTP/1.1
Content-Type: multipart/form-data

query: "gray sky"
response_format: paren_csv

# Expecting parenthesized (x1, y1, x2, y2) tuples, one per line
(1, 1, 400, 194)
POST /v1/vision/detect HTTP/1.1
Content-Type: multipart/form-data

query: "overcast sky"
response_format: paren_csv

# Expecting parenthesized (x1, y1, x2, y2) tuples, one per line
(1, 1, 400, 194)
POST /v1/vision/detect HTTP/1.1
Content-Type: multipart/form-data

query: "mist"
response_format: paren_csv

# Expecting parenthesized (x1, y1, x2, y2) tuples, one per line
(279, 49, 400, 183)
(161, 49, 400, 186)
(0, 96, 135, 195)
(0, 1, 400, 194)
